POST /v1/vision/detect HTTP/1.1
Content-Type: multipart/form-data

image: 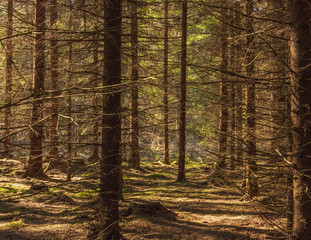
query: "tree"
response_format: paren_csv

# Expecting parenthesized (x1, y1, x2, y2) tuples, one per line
(4, 0, 13, 158)
(99, 0, 122, 238)
(177, 0, 187, 182)
(244, 0, 258, 198)
(48, 0, 59, 163)
(289, 1, 311, 238)
(216, 0, 229, 173)
(28, 0, 46, 177)
(163, 0, 170, 165)
(129, 0, 140, 169)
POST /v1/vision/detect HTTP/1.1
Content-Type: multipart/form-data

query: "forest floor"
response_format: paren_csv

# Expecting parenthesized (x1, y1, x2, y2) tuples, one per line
(0, 159, 287, 240)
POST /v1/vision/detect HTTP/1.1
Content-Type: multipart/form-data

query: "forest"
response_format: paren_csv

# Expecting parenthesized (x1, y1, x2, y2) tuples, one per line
(0, 0, 311, 239)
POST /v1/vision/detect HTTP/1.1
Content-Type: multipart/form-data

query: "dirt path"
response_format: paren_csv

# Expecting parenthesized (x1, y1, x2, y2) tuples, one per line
(0, 161, 284, 239)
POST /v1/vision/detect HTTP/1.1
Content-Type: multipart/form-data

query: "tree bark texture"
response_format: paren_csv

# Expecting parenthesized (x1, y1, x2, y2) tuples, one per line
(163, 0, 170, 165)
(130, 0, 140, 169)
(48, 0, 59, 162)
(216, 0, 228, 172)
(4, 0, 13, 158)
(177, 0, 187, 182)
(28, 0, 46, 177)
(245, 0, 258, 198)
(100, 0, 122, 238)
(289, 1, 311, 239)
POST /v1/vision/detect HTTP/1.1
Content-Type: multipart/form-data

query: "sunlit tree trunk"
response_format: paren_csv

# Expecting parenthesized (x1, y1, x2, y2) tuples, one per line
(48, 0, 59, 163)
(163, 0, 170, 165)
(245, 0, 258, 198)
(129, 0, 140, 169)
(177, 0, 187, 182)
(100, 0, 122, 238)
(28, 0, 46, 177)
(4, 0, 13, 158)
(289, 1, 311, 239)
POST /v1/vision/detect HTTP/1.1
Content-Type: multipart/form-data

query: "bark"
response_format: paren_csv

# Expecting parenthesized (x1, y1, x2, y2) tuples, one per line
(163, 0, 170, 165)
(48, 0, 59, 163)
(245, 0, 258, 198)
(216, 0, 228, 172)
(4, 0, 13, 158)
(100, 0, 122, 238)
(66, 0, 73, 181)
(129, 0, 140, 169)
(289, 1, 311, 239)
(28, 0, 46, 177)
(177, 0, 187, 182)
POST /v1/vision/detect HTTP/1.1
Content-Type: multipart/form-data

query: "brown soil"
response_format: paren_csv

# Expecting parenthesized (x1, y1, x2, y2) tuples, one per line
(0, 160, 286, 240)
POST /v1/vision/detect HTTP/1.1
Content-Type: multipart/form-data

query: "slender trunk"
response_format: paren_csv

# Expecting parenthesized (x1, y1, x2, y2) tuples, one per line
(4, 0, 13, 158)
(163, 0, 170, 165)
(100, 0, 122, 238)
(91, 34, 100, 160)
(216, 0, 228, 172)
(289, 1, 311, 239)
(48, 0, 59, 163)
(245, 0, 258, 198)
(177, 0, 187, 182)
(66, 0, 73, 181)
(28, 0, 46, 177)
(130, 0, 140, 169)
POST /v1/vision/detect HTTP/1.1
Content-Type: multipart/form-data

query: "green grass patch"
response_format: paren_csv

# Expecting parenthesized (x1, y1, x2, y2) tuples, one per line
(0, 218, 26, 230)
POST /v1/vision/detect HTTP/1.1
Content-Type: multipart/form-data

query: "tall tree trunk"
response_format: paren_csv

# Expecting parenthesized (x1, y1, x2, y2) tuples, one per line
(163, 0, 170, 165)
(100, 0, 122, 238)
(177, 0, 187, 182)
(4, 0, 13, 158)
(129, 0, 140, 169)
(28, 0, 46, 177)
(216, 0, 228, 173)
(48, 0, 59, 163)
(289, 1, 311, 239)
(245, 0, 258, 198)
(66, 0, 73, 181)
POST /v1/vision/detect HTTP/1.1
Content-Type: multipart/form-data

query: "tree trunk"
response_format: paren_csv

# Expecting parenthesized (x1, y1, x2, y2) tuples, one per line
(4, 0, 13, 158)
(245, 0, 258, 198)
(48, 0, 59, 163)
(163, 0, 170, 165)
(289, 1, 311, 239)
(176, 0, 187, 182)
(129, 0, 140, 169)
(100, 0, 122, 238)
(216, 0, 228, 173)
(28, 0, 46, 177)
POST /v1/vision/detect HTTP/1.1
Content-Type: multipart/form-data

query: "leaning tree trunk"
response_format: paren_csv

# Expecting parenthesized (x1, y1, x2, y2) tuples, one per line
(289, 1, 311, 239)
(100, 0, 122, 238)
(4, 0, 13, 158)
(28, 0, 46, 177)
(244, 0, 258, 199)
(163, 0, 170, 165)
(177, 0, 187, 182)
(129, 0, 140, 169)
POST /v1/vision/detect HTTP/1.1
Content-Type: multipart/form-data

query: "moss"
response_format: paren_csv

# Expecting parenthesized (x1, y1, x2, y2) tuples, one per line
(0, 218, 26, 230)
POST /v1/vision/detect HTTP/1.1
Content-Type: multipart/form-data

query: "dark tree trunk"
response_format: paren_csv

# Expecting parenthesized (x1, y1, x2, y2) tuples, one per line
(163, 0, 170, 165)
(216, 0, 228, 173)
(244, 0, 258, 198)
(177, 0, 187, 182)
(289, 1, 311, 239)
(130, 0, 140, 169)
(48, 0, 59, 163)
(28, 0, 46, 177)
(4, 0, 13, 158)
(100, 0, 122, 238)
